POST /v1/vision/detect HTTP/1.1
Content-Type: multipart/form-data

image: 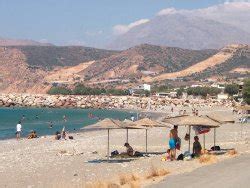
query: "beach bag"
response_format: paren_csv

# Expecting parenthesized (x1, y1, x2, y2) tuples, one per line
(184, 133, 190, 141)
(134, 151, 143, 157)
(177, 154, 184, 161)
(111, 150, 119, 156)
(211, 146, 221, 151)
(69, 136, 73, 140)
(184, 127, 190, 141)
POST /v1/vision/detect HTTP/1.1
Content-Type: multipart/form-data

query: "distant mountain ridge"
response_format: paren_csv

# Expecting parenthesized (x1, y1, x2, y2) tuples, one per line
(108, 2, 250, 50)
(0, 37, 53, 46)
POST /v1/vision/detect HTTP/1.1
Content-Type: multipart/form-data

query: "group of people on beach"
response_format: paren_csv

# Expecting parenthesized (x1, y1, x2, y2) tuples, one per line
(15, 114, 69, 140)
(167, 125, 202, 161)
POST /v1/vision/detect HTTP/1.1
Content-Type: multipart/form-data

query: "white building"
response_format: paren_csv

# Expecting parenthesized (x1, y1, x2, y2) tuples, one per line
(217, 93, 229, 100)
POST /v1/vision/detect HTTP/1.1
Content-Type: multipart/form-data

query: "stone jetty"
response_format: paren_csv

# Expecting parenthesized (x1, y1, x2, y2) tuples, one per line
(0, 93, 236, 110)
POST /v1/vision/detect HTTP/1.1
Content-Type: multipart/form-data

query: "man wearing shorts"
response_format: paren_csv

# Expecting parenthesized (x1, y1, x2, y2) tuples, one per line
(16, 121, 22, 140)
(169, 125, 178, 160)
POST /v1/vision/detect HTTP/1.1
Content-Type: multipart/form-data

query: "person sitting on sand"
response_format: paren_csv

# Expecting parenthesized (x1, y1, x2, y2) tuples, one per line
(124, 143, 134, 156)
(169, 125, 178, 160)
(55, 131, 61, 140)
(193, 136, 202, 157)
(61, 131, 66, 140)
(27, 130, 38, 139)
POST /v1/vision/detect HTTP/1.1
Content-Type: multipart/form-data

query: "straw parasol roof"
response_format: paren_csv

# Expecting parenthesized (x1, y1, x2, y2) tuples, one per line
(206, 112, 235, 123)
(121, 120, 145, 129)
(82, 118, 122, 130)
(135, 118, 170, 128)
(163, 115, 220, 127)
(237, 105, 250, 111)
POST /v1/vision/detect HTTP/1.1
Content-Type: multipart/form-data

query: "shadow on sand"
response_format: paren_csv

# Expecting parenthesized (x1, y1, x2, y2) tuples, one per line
(87, 158, 136, 163)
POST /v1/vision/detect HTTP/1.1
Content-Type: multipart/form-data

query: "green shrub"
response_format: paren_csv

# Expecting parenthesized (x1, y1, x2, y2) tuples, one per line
(47, 86, 72, 95)
(243, 79, 250, 105)
(187, 87, 221, 97)
(225, 84, 239, 96)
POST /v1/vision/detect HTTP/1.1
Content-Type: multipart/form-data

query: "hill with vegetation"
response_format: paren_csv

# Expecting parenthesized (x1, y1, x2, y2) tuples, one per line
(9, 46, 117, 70)
(83, 44, 217, 81)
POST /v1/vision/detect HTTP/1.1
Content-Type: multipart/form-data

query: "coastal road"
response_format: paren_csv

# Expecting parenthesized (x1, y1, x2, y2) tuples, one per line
(151, 153, 250, 188)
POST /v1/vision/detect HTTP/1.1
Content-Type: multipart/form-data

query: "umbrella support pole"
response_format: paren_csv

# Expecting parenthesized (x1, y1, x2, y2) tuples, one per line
(126, 129, 128, 143)
(203, 133, 206, 151)
(188, 126, 191, 153)
(146, 129, 148, 154)
(107, 129, 110, 161)
(214, 128, 216, 149)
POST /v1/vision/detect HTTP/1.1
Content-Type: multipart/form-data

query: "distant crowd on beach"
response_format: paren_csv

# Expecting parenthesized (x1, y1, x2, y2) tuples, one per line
(15, 114, 71, 140)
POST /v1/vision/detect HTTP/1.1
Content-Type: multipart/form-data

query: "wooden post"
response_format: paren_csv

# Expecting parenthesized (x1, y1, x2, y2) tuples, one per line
(203, 133, 206, 150)
(107, 129, 110, 161)
(214, 128, 216, 149)
(146, 129, 148, 154)
(188, 126, 191, 152)
(126, 128, 128, 143)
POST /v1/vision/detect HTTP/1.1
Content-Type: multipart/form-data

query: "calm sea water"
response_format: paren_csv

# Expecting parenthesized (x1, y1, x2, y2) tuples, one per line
(0, 107, 135, 140)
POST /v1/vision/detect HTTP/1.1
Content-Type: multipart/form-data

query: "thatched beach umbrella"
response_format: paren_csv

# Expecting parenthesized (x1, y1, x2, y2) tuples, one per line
(206, 112, 235, 149)
(134, 118, 170, 153)
(122, 119, 145, 142)
(82, 118, 122, 160)
(206, 113, 235, 124)
(163, 115, 220, 152)
(83, 118, 145, 160)
(237, 105, 250, 112)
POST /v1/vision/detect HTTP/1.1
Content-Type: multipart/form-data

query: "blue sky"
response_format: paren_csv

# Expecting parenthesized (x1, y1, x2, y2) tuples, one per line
(0, 0, 245, 47)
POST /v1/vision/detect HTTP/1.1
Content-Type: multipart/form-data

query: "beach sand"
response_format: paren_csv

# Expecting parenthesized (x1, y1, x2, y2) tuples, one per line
(0, 108, 249, 188)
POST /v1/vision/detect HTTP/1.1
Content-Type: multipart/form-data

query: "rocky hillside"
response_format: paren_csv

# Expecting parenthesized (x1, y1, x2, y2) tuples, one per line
(0, 44, 249, 93)
(83, 44, 217, 81)
(144, 44, 250, 82)
(187, 44, 250, 80)
(0, 46, 117, 93)
(8, 46, 117, 70)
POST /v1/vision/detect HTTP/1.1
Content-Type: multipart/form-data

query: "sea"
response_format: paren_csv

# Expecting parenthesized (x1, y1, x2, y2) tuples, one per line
(0, 107, 135, 140)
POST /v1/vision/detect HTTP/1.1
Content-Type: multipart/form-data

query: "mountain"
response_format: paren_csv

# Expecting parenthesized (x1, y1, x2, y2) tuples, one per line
(10, 46, 117, 70)
(108, 2, 250, 50)
(83, 44, 217, 81)
(0, 37, 53, 46)
(0, 44, 248, 93)
(0, 46, 117, 93)
(144, 44, 250, 82)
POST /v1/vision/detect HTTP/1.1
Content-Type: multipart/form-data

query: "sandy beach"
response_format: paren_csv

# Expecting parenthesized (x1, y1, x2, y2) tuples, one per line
(0, 107, 249, 188)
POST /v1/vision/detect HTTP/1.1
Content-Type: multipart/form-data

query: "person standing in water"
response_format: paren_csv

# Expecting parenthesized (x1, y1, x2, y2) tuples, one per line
(63, 115, 67, 122)
(49, 121, 53, 129)
(130, 115, 135, 122)
(169, 125, 178, 160)
(16, 121, 22, 140)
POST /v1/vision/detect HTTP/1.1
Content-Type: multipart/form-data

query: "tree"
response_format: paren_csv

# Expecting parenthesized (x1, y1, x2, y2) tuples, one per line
(176, 87, 184, 98)
(47, 86, 72, 95)
(243, 79, 250, 105)
(187, 87, 221, 97)
(224, 84, 239, 96)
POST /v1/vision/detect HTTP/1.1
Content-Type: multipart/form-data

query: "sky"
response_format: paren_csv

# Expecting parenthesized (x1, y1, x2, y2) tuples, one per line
(0, 0, 248, 47)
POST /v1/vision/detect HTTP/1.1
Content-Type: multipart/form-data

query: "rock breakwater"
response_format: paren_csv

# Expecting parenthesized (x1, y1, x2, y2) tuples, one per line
(0, 94, 235, 110)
